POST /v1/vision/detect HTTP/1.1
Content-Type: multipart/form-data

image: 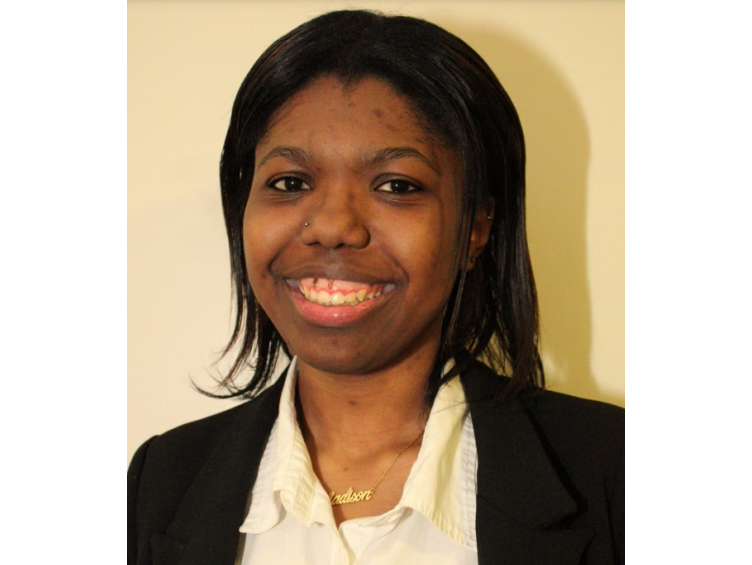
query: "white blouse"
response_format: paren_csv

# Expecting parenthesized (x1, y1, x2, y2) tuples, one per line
(238, 357, 479, 565)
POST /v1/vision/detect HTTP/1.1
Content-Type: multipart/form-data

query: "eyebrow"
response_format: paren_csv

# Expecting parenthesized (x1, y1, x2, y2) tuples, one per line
(361, 147, 440, 175)
(256, 145, 440, 175)
(257, 146, 315, 169)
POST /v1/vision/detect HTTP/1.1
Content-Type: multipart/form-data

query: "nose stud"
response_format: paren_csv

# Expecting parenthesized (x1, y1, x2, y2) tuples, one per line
(304, 222, 310, 227)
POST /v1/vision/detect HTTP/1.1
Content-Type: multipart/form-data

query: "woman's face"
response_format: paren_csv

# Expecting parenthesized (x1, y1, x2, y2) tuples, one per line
(243, 76, 471, 376)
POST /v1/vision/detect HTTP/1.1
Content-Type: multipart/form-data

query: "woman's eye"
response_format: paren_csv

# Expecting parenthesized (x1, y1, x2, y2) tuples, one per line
(269, 177, 311, 192)
(375, 179, 420, 194)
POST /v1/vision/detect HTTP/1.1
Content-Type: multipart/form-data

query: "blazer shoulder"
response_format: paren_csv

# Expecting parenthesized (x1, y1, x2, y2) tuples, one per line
(128, 381, 283, 565)
(521, 388, 624, 501)
(529, 386, 623, 416)
(525, 388, 624, 442)
(151, 400, 248, 453)
(133, 381, 282, 475)
(128, 398, 251, 523)
(461, 357, 623, 439)
(463, 358, 623, 481)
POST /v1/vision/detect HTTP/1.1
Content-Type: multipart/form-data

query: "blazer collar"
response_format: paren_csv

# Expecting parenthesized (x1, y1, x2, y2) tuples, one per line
(460, 359, 593, 564)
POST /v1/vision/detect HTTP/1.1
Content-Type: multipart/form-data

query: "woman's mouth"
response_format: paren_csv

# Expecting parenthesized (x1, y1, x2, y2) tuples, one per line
(285, 277, 395, 326)
(297, 277, 387, 306)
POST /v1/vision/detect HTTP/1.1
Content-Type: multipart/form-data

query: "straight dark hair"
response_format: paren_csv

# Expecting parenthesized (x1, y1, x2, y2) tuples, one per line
(213, 10, 543, 400)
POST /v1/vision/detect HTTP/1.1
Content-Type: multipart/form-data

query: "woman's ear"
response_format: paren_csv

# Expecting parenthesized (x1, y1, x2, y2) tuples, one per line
(466, 199, 494, 270)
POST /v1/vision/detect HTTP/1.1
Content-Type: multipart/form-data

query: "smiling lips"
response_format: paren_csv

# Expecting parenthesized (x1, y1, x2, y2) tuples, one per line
(298, 277, 389, 306)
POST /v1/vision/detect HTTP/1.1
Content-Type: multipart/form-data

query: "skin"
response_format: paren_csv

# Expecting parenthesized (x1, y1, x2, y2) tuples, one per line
(243, 75, 491, 523)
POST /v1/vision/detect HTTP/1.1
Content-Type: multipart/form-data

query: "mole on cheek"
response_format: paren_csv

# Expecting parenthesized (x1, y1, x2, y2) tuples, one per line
(372, 109, 383, 118)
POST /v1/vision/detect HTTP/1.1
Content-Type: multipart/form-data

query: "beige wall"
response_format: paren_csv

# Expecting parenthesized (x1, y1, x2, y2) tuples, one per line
(128, 0, 624, 462)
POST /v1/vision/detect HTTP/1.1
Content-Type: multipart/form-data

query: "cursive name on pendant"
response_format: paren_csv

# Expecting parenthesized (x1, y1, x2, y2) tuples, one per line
(329, 487, 374, 506)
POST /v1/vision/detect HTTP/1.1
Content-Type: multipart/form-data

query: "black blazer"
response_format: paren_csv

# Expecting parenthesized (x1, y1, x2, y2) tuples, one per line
(128, 360, 624, 565)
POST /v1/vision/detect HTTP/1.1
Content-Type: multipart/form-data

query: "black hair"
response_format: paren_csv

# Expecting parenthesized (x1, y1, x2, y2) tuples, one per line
(213, 10, 543, 400)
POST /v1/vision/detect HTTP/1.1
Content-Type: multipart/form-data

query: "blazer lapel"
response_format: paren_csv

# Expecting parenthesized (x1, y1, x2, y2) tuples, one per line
(156, 376, 285, 565)
(461, 362, 593, 565)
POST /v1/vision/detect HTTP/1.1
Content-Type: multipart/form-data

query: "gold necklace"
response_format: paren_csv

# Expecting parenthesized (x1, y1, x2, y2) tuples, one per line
(328, 429, 425, 506)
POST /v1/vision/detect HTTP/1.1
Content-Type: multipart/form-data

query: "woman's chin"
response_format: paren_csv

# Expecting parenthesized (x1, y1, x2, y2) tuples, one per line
(294, 347, 386, 377)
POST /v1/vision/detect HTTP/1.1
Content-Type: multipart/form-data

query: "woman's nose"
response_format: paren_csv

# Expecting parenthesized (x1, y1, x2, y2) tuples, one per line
(300, 183, 370, 249)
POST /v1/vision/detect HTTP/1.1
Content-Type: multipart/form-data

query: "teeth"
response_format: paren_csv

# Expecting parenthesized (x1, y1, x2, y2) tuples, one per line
(298, 279, 387, 307)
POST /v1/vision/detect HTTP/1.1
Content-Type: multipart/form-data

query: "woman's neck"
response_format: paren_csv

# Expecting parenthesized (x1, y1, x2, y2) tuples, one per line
(295, 347, 436, 454)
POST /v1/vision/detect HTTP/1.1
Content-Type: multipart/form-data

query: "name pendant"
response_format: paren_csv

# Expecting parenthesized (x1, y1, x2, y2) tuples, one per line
(329, 487, 374, 506)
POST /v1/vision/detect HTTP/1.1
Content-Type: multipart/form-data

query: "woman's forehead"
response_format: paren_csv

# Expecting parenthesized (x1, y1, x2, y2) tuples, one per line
(256, 76, 452, 162)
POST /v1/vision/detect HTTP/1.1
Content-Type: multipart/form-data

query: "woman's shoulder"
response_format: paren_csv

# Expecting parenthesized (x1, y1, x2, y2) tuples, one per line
(524, 388, 624, 475)
(132, 378, 285, 469)
(128, 378, 285, 561)
(526, 387, 624, 437)
(127, 403, 251, 546)
(462, 359, 623, 476)
(462, 358, 623, 432)
(131, 401, 248, 476)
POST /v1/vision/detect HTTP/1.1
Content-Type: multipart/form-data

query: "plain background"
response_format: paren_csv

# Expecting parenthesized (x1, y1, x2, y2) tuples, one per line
(128, 0, 625, 462)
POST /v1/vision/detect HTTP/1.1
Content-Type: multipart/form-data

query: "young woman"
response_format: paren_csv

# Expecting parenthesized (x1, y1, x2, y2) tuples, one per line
(128, 10, 624, 565)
